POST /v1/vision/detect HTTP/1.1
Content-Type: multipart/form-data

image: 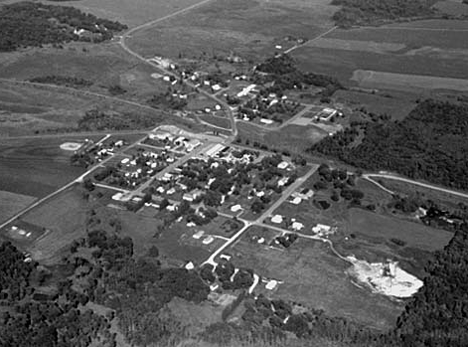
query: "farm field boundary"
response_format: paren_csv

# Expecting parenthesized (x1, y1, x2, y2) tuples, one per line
(352, 70, 468, 91)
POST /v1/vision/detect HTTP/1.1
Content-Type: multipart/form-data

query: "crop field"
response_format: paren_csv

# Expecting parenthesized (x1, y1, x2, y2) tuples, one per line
(18, 185, 90, 264)
(292, 20, 468, 90)
(352, 70, 468, 92)
(0, 190, 36, 224)
(227, 231, 403, 330)
(126, 0, 336, 60)
(0, 136, 94, 198)
(327, 25, 468, 49)
(346, 208, 452, 253)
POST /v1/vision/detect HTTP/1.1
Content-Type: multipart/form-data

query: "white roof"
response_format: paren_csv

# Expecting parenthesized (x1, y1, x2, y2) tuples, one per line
(203, 236, 214, 245)
(257, 237, 265, 244)
(271, 215, 283, 224)
(266, 280, 278, 290)
(260, 118, 274, 125)
(292, 222, 304, 230)
(185, 262, 195, 270)
(193, 230, 205, 239)
(277, 161, 289, 169)
(230, 204, 242, 212)
(290, 197, 302, 205)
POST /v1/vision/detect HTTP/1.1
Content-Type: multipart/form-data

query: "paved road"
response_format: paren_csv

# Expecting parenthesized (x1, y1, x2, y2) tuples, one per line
(284, 26, 338, 54)
(236, 104, 315, 132)
(131, 142, 212, 196)
(0, 133, 147, 229)
(363, 173, 468, 200)
(118, 4, 238, 138)
(202, 163, 319, 266)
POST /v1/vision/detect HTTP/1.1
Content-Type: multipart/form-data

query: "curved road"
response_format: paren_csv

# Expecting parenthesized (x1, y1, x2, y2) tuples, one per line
(363, 173, 468, 200)
(118, 2, 238, 138)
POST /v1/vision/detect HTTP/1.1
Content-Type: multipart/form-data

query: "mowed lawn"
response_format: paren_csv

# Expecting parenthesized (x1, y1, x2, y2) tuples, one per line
(228, 234, 403, 330)
(0, 136, 94, 198)
(0, 190, 36, 223)
(347, 208, 452, 252)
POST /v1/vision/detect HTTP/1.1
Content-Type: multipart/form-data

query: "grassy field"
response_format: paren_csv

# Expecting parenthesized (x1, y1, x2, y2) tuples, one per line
(198, 114, 231, 129)
(0, 42, 171, 106)
(40, 0, 207, 28)
(0, 190, 36, 224)
(0, 136, 94, 197)
(333, 90, 417, 121)
(227, 230, 403, 330)
(0, 79, 173, 136)
(17, 185, 90, 264)
(347, 208, 452, 252)
(238, 122, 328, 155)
(126, 0, 336, 60)
(376, 177, 468, 210)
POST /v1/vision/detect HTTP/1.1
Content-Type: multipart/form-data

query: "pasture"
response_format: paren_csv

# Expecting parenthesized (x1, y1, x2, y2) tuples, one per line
(228, 231, 403, 330)
(126, 0, 336, 60)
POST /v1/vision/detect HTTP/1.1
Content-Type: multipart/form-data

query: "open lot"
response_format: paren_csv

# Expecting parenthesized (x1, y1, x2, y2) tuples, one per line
(227, 230, 403, 330)
(0, 136, 92, 198)
(126, 0, 336, 60)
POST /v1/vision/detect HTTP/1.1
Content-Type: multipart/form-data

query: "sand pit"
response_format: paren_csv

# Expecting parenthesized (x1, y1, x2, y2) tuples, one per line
(347, 256, 423, 298)
(60, 142, 82, 151)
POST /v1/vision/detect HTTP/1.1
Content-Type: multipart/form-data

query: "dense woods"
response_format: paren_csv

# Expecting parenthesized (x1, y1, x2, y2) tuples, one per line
(254, 55, 343, 98)
(310, 100, 468, 191)
(0, 2, 127, 51)
(331, 0, 438, 26)
(77, 109, 164, 131)
(1, 215, 468, 346)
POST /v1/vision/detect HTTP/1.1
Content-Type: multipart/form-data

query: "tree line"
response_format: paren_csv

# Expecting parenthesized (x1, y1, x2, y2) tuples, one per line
(309, 100, 468, 191)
